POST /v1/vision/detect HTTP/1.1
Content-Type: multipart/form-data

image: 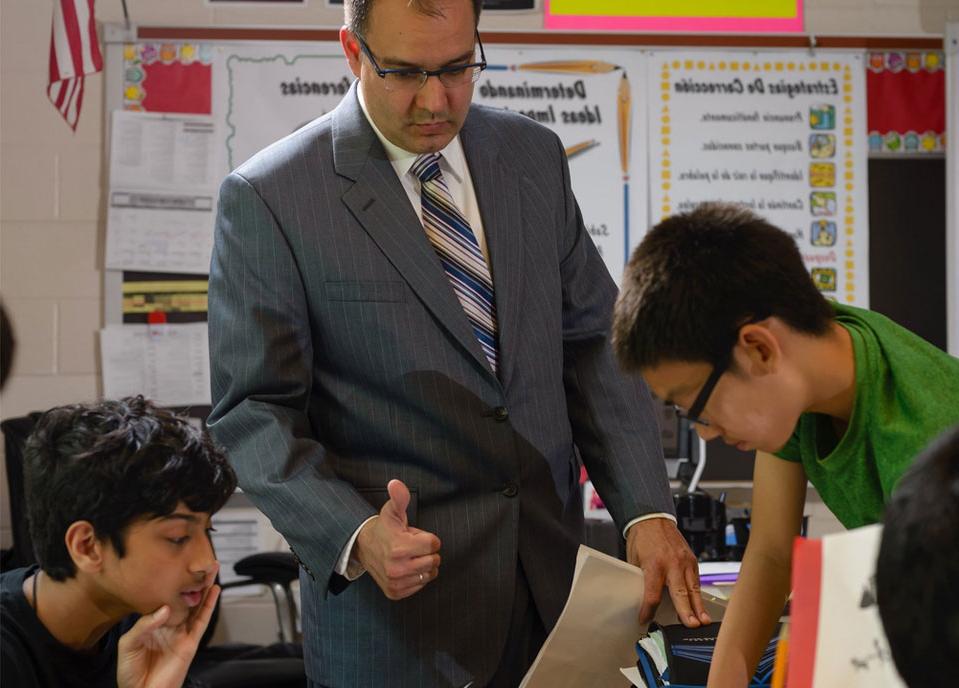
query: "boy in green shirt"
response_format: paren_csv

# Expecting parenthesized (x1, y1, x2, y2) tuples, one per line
(611, 202, 959, 687)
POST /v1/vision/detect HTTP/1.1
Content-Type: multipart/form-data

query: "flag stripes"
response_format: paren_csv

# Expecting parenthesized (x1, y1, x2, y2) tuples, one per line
(48, 0, 103, 130)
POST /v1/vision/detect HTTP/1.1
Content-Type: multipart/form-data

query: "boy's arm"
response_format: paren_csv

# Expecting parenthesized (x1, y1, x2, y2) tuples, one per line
(707, 451, 807, 687)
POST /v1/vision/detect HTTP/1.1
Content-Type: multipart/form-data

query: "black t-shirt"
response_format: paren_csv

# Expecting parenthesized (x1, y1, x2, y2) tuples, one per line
(1, 566, 134, 688)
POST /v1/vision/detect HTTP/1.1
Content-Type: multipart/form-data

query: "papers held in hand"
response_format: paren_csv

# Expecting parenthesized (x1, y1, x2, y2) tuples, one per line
(520, 545, 727, 688)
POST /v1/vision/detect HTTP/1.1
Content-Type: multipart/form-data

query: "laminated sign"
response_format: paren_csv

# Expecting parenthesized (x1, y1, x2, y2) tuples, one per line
(789, 525, 906, 687)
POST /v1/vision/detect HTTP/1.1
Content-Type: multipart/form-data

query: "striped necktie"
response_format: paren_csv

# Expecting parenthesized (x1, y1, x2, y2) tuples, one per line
(411, 152, 498, 374)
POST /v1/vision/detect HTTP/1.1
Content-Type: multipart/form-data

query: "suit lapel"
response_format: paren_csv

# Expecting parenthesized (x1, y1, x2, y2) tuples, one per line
(333, 87, 497, 382)
(460, 109, 525, 392)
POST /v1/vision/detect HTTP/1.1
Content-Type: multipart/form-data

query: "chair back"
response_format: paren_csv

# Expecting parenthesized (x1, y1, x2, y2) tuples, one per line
(1, 412, 42, 571)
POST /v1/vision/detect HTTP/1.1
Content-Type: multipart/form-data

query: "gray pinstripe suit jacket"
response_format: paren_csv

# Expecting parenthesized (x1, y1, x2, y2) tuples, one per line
(207, 84, 673, 687)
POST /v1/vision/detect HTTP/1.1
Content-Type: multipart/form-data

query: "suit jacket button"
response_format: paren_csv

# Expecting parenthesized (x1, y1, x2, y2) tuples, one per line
(502, 484, 518, 498)
(493, 406, 509, 422)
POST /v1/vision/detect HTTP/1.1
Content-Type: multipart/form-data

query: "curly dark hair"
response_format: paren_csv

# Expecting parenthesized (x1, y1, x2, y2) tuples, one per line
(24, 396, 237, 581)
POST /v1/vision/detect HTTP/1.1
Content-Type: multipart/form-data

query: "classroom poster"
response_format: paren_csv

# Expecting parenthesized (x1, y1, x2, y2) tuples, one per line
(211, 43, 354, 172)
(648, 50, 869, 307)
(100, 323, 212, 407)
(474, 46, 648, 282)
(121, 42, 214, 114)
(866, 50, 946, 154)
(105, 111, 219, 275)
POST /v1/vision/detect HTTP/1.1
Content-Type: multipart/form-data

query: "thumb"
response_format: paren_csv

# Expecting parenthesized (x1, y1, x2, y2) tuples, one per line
(383, 478, 410, 530)
(120, 605, 170, 650)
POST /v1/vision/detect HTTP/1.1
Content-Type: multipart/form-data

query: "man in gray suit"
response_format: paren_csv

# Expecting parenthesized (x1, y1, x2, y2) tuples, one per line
(208, 0, 709, 685)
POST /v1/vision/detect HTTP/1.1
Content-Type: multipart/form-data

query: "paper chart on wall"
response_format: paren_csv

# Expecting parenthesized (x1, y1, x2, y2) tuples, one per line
(648, 51, 869, 307)
(106, 110, 218, 274)
(475, 46, 649, 284)
(211, 509, 267, 597)
(212, 42, 353, 173)
(100, 323, 211, 407)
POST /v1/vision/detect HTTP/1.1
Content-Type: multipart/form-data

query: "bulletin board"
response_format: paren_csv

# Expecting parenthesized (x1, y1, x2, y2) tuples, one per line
(101, 29, 936, 305)
(100, 26, 947, 478)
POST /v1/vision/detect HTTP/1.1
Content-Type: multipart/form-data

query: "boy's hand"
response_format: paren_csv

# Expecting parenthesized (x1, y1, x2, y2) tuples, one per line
(116, 568, 219, 688)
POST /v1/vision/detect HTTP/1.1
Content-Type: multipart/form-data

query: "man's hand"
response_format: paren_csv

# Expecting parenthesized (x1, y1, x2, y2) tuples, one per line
(627, 518, 711, 627)
(116, 567, 220, 688)
(355, 479, 442, 600)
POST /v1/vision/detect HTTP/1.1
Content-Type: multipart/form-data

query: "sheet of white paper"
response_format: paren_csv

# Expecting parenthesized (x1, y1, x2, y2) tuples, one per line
(100, 323, 211, 407)
(110, 110, 217, 191)
(106, 110, 218, 273)
(812, 524, 907, 686)
(620, 666, 645, 687)
(520, 545, 727, 688)
(105, 196, 215, 274)
(211, 509, 264, 598)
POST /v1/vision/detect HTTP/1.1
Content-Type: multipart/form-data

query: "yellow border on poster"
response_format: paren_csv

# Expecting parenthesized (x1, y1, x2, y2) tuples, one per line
(549, 1, 798, 19)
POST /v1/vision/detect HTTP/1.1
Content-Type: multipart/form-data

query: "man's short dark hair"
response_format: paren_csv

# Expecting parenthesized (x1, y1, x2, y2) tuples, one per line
(876, 424, 959, 688)
(345, 0, 483, 37)
(24, 396, 237, 581)
(612, 202, 834, 371)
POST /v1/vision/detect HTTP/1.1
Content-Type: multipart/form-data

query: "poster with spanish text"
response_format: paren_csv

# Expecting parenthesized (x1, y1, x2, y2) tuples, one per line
(648, 51, 869, 307)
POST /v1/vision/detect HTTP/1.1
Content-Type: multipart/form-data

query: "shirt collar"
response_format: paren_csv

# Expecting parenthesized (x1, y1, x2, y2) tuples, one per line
(357, 85, 467, 185)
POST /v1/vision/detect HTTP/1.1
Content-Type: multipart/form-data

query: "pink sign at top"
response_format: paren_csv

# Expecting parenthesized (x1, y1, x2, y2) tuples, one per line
(544, 0, 804, 34)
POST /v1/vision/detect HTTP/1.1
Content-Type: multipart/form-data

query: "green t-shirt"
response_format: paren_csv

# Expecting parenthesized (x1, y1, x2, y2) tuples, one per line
(775, 303, 959, 529)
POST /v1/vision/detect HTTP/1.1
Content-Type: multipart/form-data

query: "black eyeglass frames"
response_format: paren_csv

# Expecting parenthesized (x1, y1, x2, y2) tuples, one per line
(355, 31, 487, 93)
(673, 314, 768, 427)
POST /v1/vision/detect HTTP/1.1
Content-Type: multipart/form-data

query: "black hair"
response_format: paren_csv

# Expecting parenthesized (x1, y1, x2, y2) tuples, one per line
(345, 0, 483, 37)
(612, 202, 834, 371)
(876, 424, 959, 688)
(24, 396, 237, 581)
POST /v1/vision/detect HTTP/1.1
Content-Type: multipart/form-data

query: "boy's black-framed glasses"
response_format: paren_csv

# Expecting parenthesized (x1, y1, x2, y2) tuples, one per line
(355, 31, 487, 93)
(674, 353, 730, 428)
(673, 313, 768, 428)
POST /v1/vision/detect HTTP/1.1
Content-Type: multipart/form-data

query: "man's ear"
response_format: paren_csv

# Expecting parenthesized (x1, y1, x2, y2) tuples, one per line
(339, 27, 362, 79)
(65, 521, 107, 574)
(737, 322, 781, 375)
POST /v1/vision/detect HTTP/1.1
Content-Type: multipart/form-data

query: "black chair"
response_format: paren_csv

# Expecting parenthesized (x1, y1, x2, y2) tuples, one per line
(0, 412, 41, 572)
(223, 551, 302, 644)
(1, 414, 306, 688)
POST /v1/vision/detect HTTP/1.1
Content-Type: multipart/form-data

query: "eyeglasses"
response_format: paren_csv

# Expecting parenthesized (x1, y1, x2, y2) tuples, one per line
(355, 31, 487, 93)
(673, 314, 768, 427)
(673, 352, 730, 428)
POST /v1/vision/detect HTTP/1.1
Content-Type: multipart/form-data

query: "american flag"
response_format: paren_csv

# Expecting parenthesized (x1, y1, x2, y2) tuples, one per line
(48, 0, 103, 130)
